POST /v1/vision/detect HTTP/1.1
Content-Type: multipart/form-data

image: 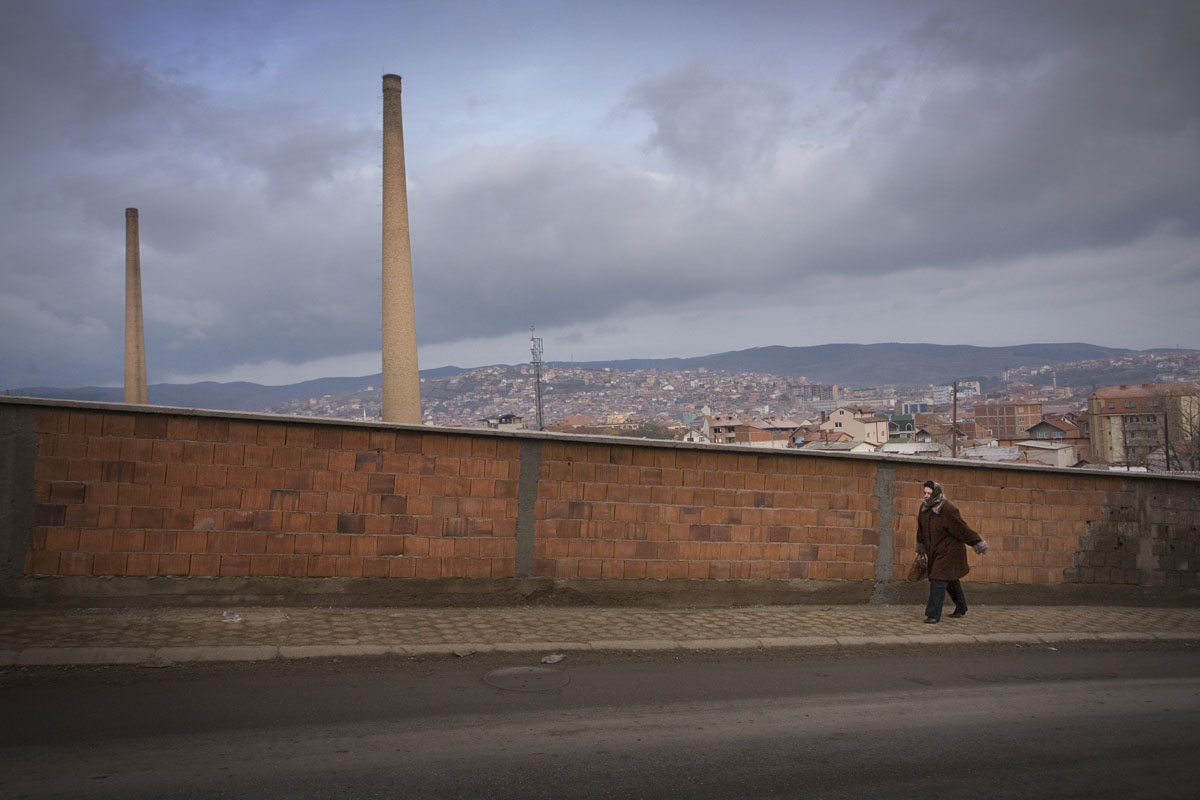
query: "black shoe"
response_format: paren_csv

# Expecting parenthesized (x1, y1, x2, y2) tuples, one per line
(949, 609, 967, 618)
(923, 617, 938, 624)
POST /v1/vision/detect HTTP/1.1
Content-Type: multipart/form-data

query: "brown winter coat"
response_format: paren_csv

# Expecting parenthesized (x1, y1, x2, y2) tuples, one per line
(917, 499, 982, 581)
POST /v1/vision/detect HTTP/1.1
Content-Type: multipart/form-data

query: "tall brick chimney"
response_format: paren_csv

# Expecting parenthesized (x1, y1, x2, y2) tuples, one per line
(381, 74, 421, 423)
(124, 208, 148, 404)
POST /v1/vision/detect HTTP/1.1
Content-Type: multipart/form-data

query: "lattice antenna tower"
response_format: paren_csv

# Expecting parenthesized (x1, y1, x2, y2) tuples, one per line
(530, 325, 545, 431)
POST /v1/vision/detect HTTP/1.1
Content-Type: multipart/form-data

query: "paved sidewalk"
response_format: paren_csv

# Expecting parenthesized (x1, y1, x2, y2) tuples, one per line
(3, 604, 1199, 666)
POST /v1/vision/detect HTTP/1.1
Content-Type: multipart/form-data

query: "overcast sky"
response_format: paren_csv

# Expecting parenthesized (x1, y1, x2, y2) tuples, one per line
(2, 0, 1198, 390)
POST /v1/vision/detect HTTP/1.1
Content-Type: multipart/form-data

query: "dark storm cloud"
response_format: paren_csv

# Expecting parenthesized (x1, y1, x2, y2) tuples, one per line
(411, 141, 697, 343)
(815, 1, 1200, 268)
(233, 110, 375, 203)
(620, 59, 795, 182)
(1, 1, 380, 387)
(403, 1, 1200, 357)
(836, 46, 896, 105)
(3, 0, 1198, 389)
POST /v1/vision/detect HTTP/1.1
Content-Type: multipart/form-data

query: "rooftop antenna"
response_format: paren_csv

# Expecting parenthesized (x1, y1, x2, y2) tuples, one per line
(530, 325, 544, 431)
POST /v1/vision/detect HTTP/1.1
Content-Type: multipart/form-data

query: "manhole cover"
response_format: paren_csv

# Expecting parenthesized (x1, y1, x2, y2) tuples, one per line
(483, 666, 570, 692)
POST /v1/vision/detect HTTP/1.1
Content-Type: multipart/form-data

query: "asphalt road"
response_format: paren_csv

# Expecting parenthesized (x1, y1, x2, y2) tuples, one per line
(2, 642, 1198, 799)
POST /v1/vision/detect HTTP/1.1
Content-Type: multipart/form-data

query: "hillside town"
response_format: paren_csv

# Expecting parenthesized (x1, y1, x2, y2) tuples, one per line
(266, 350, 1200, 473)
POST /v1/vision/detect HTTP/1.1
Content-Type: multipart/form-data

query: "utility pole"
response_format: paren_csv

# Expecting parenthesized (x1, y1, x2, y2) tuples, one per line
(1163, 401, 1171, 472)
(530, 326, 544, 431)
(951, 380, 959, 458)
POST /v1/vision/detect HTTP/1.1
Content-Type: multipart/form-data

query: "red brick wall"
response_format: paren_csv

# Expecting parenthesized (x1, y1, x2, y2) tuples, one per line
(889, 465, 1117, 584)
(8, 400, 1199, 588)
(27, 407, 520, 580)
(533, 440, 877, 581)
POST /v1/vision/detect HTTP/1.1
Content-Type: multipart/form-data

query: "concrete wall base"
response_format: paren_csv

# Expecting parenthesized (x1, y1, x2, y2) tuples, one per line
(3, 576, 1196, 609)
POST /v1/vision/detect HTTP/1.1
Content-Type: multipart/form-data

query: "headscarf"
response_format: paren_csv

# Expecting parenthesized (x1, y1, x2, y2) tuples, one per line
(921, 480, 945, 512)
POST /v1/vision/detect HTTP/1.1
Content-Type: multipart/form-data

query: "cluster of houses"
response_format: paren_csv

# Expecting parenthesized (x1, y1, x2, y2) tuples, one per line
(682, 380, 1200, 472)
(682, 404, 1093, 468)
(493, 381, 1199, 473)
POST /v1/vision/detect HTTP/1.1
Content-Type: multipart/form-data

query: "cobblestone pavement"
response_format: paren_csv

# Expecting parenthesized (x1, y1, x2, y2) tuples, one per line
(2, 604, 1199, 665)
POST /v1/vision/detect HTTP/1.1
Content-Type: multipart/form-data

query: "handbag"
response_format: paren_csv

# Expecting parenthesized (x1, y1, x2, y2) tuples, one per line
(906, 556, 928, 582)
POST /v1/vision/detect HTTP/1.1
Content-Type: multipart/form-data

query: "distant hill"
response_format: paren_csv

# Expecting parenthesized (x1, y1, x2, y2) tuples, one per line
(9, 342, 1189, 412)
(556, 343, 1145, 386)
(10, 375, 388, 413)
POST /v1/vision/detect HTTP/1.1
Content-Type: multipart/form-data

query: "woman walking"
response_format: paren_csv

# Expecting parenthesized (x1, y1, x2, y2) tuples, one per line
(916, 480, 988, 624)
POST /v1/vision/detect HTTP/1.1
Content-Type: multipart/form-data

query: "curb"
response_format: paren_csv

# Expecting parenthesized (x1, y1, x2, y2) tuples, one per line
(3, 631, 1197, 667)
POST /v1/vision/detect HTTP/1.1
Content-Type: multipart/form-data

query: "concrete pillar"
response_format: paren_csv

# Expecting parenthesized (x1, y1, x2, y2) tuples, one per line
(124, 208, 148, 404)
(381, 74, 421, 424)
(869, 462, 900, 604)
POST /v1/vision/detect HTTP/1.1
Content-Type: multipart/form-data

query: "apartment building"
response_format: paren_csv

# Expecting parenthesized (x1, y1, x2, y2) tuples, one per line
(1088, 382, 1200, 469)
(972, 401, 1044, 441)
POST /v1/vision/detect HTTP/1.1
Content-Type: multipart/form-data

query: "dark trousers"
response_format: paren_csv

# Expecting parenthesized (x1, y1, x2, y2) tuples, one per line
(925, 579, 967, 621)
